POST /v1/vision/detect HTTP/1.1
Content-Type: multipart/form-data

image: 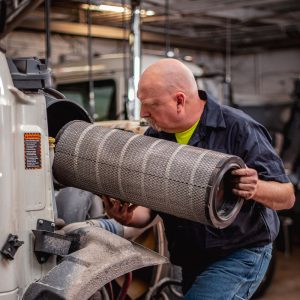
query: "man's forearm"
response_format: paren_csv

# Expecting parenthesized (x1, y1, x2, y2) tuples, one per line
(253, 181, 295, 210)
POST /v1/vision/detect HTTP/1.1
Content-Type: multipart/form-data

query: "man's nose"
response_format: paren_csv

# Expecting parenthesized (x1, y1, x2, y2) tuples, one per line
(140, 105, 149, 118)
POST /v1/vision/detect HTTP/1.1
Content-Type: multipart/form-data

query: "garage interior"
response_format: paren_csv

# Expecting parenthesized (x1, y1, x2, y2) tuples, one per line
(0, 0, 300, 299)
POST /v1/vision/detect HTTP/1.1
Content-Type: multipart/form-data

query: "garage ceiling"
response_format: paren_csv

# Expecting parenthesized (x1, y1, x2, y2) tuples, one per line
(5, 0, 300, 53)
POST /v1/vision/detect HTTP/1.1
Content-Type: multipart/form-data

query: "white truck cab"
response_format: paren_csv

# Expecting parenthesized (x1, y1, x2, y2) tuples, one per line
(53, 53, 204, 122)
(0, 53, 166, 300)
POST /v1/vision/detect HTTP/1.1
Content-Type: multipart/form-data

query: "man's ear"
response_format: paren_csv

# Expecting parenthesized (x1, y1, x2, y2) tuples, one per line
(176, 92, 185, 113)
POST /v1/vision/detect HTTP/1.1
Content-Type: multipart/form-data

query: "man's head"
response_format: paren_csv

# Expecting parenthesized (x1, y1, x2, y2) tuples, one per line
(137, 58, 204, 133)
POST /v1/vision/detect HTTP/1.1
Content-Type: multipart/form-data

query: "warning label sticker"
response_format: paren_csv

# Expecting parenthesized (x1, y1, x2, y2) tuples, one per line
(24, 133, 42, 169)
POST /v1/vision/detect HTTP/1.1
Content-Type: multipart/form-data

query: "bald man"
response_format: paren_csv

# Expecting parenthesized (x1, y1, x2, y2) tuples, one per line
(103, 59, 295, 299)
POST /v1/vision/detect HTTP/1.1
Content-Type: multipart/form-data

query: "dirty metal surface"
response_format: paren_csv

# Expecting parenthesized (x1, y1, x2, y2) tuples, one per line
(23, 227, 167, 300)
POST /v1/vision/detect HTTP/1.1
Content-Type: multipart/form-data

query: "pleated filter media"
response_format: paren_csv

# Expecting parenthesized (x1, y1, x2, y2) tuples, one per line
(53, 121, 245, 228)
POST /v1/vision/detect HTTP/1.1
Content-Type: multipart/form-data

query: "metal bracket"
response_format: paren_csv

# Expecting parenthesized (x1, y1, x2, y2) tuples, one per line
(0, 234, 24, 260)
(33, 219, 73, 264)
(36, 218, 55, 232)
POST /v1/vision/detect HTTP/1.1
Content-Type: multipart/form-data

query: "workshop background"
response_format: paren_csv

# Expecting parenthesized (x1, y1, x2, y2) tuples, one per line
(1, 0, 300, 299)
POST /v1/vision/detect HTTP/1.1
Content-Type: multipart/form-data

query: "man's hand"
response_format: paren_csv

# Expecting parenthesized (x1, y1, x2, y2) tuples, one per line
(231, 167, 258, 200)
(102, 195, 138, 226)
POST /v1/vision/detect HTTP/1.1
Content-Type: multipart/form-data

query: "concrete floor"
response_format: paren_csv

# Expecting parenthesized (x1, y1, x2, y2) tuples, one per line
(258, 245, 300, 300)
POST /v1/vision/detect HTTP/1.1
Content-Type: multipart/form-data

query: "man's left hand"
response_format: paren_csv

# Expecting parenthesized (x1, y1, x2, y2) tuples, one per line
(231, 168, 258, 200)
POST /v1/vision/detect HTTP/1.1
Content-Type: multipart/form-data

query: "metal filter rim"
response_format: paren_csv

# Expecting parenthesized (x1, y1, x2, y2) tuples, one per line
(207, 157, 246, 229)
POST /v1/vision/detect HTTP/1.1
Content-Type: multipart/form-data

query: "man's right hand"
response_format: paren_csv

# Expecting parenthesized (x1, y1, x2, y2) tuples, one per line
(102, 195, 138, 226)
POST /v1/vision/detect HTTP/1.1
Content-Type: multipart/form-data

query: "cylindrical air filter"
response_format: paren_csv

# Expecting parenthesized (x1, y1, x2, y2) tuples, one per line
(53, 121, 245, 228)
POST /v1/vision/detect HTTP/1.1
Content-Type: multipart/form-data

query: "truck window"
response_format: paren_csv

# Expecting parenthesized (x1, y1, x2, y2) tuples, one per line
(57, 79, 116, 121)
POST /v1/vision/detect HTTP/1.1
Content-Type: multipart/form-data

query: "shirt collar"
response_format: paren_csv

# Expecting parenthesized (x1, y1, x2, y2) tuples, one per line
(188, 95, 226, 146)
(157, 93, 226, 143)
(203, 95, 226, 129)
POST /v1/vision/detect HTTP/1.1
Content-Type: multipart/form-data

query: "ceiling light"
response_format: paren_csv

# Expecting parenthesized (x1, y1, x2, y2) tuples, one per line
(81, 4, 130, 13)
(81, 3, 155, 16)
(184, 55, 193, 62)
(166, 51, 175, 58)
(144, 10, 155, 16)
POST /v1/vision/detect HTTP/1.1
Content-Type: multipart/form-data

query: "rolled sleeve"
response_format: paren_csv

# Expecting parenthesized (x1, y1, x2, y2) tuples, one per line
(235, 122, 290, 183)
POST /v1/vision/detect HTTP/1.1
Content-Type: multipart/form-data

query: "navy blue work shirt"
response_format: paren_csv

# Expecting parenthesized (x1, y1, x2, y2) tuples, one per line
(144, 93, 290, 268)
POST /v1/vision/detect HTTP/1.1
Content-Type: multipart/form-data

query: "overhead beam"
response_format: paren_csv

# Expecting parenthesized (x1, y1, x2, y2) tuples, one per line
(18, 20, 224, 52)
(0, 0, 44, 39)
(170, 0, 293, 14)
(24, 20, 132, 39)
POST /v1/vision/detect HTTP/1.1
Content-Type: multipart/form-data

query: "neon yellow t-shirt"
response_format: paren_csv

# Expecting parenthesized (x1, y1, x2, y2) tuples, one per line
(175, 119, 200, 145)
